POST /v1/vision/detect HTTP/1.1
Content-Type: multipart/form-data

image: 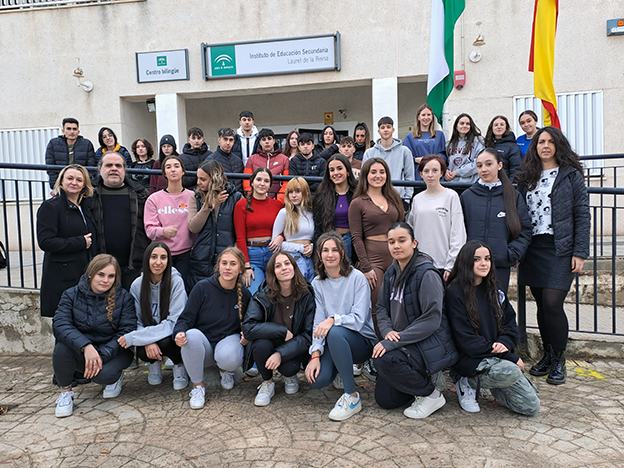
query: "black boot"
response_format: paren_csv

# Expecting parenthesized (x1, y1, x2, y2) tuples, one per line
(530, 345, 554, 377)
(546, 349, 567, 385)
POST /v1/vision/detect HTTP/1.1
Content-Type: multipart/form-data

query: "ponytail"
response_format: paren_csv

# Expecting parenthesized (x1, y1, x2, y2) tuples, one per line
(499, 166, 522, 240)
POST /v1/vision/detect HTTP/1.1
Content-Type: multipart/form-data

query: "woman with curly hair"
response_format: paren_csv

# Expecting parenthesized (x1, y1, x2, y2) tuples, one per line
(52, 254, 136, 418)
(272, 177, 315, 281)
(515, 127, 590, 385)
(312, 154, 358, 262)
(446, 241, 540, 416)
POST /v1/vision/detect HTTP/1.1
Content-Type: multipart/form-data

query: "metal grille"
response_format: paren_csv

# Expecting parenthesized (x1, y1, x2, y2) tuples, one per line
(0, 0, 116, 10)
(0, 128, 59, 200)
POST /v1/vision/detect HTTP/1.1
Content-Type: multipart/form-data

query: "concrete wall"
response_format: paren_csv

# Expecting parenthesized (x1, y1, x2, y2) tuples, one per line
(0, 1, 621, 153)
(0, 288, 54, 354)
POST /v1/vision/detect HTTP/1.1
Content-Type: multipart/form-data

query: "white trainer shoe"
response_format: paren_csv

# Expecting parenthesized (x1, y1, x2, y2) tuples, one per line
(332, 373, 344, 390)
(189, 385, 206, 409)
(404, 393, 446, 419)
(148, 361, 162, 385)
(329, 392, 362, 421)
(353, 363, 363, 376)
(172, 363, 189, 390)
(456, 377, 480, 413)
(163, 357, 174, 370)
(254, 381, 275, 406)
(55, 391, 74, 418)
(103, 373, 123, 399)
(283, 375, 299, 395)
(220, 370, 235, 390)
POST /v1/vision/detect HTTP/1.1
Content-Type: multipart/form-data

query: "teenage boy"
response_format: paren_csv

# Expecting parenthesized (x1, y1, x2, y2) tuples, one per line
(338, 136, 362, 170)
(45, 117, 96, 188)
(363, 117, 414, 206)
(289, 133, 326, 193)
(243, 128, 289, 201)
(232, 111, 260, 165)
(207, 127, 244, 193)
(179, 127, 212, 188)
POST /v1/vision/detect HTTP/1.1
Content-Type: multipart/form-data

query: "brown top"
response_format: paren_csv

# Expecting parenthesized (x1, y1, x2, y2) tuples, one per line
(348, 195, 400, 272)
(273, 296, 294, 331)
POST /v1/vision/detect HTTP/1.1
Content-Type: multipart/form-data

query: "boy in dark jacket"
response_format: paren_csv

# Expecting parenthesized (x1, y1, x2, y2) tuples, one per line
(179, 127, 212, 188)
(289, 133, 326, 193)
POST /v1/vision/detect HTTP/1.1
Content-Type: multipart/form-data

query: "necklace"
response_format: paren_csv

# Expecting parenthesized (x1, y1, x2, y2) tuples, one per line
(282, 294, 294, 309)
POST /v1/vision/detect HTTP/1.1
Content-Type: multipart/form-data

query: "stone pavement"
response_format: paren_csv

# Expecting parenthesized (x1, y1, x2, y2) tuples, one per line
(1, 355, 623, 468)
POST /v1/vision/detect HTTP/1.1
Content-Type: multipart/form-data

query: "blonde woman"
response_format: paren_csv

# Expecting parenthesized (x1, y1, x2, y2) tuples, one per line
(37, 164, 97, 318)
(271, 177, 315, 282)
(52, 254, 136, 417)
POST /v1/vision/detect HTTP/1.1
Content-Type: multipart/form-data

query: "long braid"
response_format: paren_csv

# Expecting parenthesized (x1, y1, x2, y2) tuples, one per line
(236, 277, 244, 326)
(245, 187, 254, 212)
(106, 288, 117, 330)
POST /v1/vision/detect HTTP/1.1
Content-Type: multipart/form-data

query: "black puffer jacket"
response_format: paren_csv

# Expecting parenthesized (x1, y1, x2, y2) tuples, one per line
(37, 190, 98, 317)
(242, 284, 315, 370)
(461, 182, 532, 269)
(376, 256, 458, 374)
(491, 133, 522, 181)
(45, 136, 96, 188)
(517, 166, 590, 258)
(206, 148, 245, 193)
(187, 183, 243, 288)
(53, 274, 136, 359)
(179, 143, 212, 188)
(289, 152, 326, 192)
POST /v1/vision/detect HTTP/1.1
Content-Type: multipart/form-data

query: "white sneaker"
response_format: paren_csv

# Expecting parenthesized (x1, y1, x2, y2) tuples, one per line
(172, 363, 188, 390)
(329, 392, 361, 421)
(404, 393, 446, 419)
(189, 385, 205, 409)
(103, 373, 123, 399)
(245, 363, 259, 377)
(55, 391, 74, 418)
(456, 377, 480, 413)
(163, 357, 174, 370)
(220, 370, 235, 390)
(148, 361, 162, 385)
(353, 363, 363, 376)
(332, 373, 344, 390)
(283, 376, 299, 395)
(254, 381, 275, 406)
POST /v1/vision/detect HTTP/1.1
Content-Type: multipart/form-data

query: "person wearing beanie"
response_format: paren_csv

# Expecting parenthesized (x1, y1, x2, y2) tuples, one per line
(150, 134, 179, 193)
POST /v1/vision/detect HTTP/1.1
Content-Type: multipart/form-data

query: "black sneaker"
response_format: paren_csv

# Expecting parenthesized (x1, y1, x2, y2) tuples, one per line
(362, 359, 378, 382)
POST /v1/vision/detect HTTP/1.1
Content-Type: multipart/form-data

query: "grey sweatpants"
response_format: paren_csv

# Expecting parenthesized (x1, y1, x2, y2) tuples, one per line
(180, 329, 243, 384)
(468, 357, 540, 416)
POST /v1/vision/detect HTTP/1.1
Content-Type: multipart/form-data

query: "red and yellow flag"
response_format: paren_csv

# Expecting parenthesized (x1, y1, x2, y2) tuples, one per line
(529, 0, 560, 128)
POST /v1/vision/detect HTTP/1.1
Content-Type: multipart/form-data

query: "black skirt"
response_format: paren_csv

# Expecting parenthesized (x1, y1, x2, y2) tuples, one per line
(518, 234, 573, 291)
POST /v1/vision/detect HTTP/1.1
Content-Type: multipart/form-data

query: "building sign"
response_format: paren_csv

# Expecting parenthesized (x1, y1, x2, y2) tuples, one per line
(202, 33, 341, 80)
(136, 49, 189, 83)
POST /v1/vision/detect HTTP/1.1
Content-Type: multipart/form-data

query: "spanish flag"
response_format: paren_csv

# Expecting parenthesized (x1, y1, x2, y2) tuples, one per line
(529, 0, 561, 128)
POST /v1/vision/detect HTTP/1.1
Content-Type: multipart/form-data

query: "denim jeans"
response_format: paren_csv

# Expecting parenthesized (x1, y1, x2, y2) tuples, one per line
(341, 232, 353, 264)
(248, 245, 273, 294)
(285, 250, 315, 282)
(468, 357, 541, 416)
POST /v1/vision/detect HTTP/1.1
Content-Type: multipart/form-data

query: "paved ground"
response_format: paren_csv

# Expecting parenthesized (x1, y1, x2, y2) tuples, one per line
(1, 355, 623, 467)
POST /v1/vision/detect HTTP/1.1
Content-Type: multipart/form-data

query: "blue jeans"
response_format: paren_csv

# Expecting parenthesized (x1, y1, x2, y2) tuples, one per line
(248, 245, 273, 294)
(309, 326, 373, 394)
(286, 250, 315, 282)
(341, 233, 353, 264)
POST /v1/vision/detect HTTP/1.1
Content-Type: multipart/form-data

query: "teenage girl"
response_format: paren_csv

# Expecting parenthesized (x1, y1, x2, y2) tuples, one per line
(445, 113, 485, 185)
(271, 177, 315, 282)
(130, 139, 156, 190)
(484, 115, 522, 181)
(516, 110, 540, 157)
(403, 104, 447, 180)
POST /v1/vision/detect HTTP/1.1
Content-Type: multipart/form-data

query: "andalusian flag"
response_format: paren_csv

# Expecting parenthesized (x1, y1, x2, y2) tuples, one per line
(529, 0, 561, 128)
(427, 0, 465, 125)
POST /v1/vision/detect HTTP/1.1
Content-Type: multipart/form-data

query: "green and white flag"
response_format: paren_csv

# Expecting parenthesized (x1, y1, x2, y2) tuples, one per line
(427, 0, 465, 124)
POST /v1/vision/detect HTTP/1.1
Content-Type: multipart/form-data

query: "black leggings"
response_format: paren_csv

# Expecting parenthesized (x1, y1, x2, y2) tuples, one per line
(531, 287, 569, 352)
(251, 339, 305, 382)
(136, 336, 182, 364)
(53, 341, 134, 388)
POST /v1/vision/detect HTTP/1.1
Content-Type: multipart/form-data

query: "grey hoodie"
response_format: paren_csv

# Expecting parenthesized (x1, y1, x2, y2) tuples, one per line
(124, 267, 188, 347)
(362, 138, 415, 201)
(446, 136, 484, 184)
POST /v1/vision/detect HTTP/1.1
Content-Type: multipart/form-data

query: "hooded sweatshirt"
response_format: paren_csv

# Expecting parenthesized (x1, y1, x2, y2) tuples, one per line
(124, 267, 188, 347)
(362, 138, 415, 201)
(446, 136, 485, 184)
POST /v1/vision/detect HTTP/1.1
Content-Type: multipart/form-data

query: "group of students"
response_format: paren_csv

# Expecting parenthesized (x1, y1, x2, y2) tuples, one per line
(40, 107, 589, 424)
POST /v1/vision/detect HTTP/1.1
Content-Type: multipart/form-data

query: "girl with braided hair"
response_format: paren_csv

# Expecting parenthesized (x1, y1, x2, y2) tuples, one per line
(52, 254, 137, 418)
(233, 167, 284, 294)
(242, 250, 315, 407)
(173, 247, 252, 409)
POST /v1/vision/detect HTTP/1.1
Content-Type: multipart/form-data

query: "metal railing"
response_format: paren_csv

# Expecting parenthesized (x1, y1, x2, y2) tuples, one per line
(0, 0, 117, 10)
(0, 160, 622, 342)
